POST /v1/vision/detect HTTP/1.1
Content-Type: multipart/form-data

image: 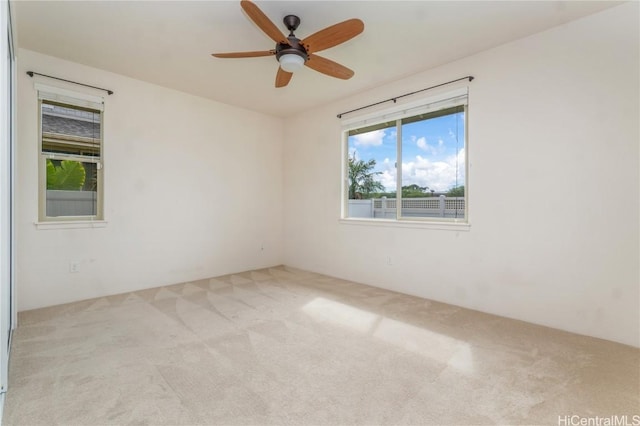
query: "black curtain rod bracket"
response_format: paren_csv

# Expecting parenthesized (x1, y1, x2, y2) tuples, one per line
(337, 75, 473, 119)
(27, 71, 114, 95)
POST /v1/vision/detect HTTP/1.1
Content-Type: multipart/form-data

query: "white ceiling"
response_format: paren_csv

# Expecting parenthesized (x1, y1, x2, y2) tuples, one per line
(14, 1, 620, 117)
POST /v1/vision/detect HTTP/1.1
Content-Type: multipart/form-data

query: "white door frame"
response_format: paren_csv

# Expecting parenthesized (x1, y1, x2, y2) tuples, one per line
(1, 0, 16, 405)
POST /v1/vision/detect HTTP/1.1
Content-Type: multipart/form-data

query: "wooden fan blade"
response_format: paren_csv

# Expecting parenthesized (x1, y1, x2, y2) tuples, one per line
(275, 67, 293, 88)
(305, 54, 354, 80)
(241, 0, 290, 45)
(302, 19, 364, 54)
(212, 50, 275, 58)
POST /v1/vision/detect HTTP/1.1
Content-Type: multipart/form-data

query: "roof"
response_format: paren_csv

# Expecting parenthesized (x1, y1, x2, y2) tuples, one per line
(42, 109, 100, 140)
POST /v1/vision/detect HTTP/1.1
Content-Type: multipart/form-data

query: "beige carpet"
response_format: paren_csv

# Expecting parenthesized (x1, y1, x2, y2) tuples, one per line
(2, 266, 639, 425)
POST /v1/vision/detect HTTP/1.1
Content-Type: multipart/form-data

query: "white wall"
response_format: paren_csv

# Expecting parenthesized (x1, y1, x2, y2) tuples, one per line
(17, 49, 284, 310)
(283, 3, 639, 347)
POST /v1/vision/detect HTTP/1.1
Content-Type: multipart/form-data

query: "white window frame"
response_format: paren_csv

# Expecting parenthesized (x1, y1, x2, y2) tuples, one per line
(341, 88, 470, 229)
(36, 84, 105, 224)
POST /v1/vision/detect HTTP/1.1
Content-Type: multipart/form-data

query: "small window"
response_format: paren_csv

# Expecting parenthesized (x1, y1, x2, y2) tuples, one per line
(38, 89, 103, 221)
(343, 90, 467, 223)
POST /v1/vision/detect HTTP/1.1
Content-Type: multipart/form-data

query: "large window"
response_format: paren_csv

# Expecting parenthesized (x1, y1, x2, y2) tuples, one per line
(343, 90, 467, 223)
(38, 88, 103, 221)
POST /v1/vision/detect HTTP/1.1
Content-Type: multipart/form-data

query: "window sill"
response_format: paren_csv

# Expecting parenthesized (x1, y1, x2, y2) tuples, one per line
(339, 218, 470, 231)
(35, 220, 108, 230)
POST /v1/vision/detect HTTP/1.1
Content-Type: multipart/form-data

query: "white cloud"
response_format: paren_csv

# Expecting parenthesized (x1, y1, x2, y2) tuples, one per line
(374, 150, 464, 193)
(414, 136, 444, 156)
(352, 129, 385, 147)
(401, 149, 465, 192)
(376, 158, 396, 191)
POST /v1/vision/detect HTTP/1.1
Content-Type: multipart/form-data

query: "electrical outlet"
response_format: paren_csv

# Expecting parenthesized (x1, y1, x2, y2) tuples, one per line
(69, 261, 80, 273)
(386, 256, 393, 266)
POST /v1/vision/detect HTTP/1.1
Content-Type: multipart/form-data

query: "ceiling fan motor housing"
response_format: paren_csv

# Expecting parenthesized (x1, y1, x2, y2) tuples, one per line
(275, 37, 308, 62)
(276, 15, 307, 64)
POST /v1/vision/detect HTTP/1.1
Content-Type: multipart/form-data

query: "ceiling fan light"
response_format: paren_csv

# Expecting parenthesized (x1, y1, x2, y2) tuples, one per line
(279, 53, 305, 73)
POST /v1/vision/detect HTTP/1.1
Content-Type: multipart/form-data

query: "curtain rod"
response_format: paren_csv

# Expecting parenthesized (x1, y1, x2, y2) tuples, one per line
(336, 75, 473, 119)
(26, 71, 114, 95)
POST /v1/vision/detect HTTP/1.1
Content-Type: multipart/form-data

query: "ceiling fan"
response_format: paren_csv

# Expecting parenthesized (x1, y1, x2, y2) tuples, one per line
(211, 0, 364, 88)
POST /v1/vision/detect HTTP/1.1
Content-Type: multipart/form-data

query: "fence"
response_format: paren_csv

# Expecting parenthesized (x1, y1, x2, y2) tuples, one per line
(46, 190, 97, 217)
(348, 196, 465, 219)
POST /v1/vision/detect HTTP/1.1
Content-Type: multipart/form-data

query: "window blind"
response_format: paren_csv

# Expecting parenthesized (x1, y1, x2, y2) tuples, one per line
(35, 83, 104, 112)
(342, 88, 468, 132)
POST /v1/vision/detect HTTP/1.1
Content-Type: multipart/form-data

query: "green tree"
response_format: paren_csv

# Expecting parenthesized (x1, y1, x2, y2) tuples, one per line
(348, 154, 384, 199)
(47, 159, 86, 190)
(447, 185, 464, 197)
(402, 184, 429, 198)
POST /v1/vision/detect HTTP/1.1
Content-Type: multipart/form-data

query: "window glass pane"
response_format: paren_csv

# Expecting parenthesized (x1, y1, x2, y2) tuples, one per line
(347, 120, 396, 219)
(45, 159, 98, 217)
(400, 106, 465, 219)
(41, 101, 101, 157)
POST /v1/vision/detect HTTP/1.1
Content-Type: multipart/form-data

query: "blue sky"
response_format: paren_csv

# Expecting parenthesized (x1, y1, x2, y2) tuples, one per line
(348, 111, 465, 193)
